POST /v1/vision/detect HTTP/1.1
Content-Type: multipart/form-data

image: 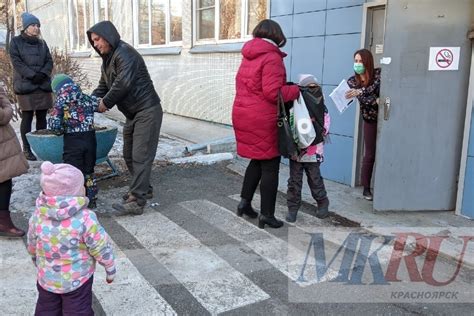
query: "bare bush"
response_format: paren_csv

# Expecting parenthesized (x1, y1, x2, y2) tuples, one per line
(0, 46, 91, 104)
(50, 47, 91, 90)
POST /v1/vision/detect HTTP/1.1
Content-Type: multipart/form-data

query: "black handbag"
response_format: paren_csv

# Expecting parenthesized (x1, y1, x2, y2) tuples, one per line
(277, 91, 298, 158)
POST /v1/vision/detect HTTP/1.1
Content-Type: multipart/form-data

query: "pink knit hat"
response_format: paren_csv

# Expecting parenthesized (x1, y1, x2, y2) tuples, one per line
(40, 161, 85, 196)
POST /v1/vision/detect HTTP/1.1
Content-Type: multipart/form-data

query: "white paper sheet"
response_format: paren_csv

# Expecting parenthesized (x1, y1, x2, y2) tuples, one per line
(329, 79, 355, 114)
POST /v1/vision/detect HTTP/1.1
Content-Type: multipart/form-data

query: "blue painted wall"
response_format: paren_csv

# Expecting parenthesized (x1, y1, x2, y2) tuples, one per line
(271, 0, 365, 184)
(461, 112, 474, 219)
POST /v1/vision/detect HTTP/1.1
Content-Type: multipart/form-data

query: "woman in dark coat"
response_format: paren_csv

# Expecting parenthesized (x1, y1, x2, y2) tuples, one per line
(232, 19, 300, 229)
(9, 12, 53, 161)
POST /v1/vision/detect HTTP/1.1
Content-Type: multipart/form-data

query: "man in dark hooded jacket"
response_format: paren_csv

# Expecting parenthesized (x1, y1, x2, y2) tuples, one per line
(87, 21, 163, 215)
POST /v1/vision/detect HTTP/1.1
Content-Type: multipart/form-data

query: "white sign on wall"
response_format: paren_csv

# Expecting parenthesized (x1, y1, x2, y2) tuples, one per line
(428, 47, 460, 71)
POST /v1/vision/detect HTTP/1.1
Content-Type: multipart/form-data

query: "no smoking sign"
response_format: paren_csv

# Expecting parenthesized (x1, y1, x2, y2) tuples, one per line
(429, 47, 460, 71)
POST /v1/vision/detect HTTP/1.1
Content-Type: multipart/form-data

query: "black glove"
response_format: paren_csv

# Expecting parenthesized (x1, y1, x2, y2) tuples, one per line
(32, 73, 47, 85)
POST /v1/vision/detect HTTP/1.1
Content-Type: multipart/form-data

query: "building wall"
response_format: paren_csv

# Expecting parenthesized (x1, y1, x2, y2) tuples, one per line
(30, 0, 241, 125)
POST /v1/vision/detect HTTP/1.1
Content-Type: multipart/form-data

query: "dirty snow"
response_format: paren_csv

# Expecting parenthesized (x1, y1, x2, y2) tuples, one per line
(9, 113, 234, 216)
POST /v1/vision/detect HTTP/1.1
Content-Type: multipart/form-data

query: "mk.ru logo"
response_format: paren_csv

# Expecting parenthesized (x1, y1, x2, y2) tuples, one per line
(297, 232, 474, 286)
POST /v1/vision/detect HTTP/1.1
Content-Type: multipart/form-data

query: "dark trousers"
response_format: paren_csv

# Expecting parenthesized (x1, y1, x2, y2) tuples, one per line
(63, 131, 98, 202)
(241, 156, 281, 217)
(20, 109, 47, 150)
(0, 179, 12, 210)
(361, 121, 377, 188)
(123, 105, 163, 206)
(287, 161, 327, 212)
(35, 275, 94, 316)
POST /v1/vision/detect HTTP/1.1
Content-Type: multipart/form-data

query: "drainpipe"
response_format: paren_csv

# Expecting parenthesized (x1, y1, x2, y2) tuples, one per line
(455, 20, 474, 217)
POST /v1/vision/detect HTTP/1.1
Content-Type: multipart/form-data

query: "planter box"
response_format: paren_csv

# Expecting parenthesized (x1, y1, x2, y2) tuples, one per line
(26, 127, 118, 164)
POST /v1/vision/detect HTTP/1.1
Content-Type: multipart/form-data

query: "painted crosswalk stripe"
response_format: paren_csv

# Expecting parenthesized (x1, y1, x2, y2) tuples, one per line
(228, 194, 394, 278)
(179, 199, 339, 285)
(93, 240, 176, 315)
(115, 211, 270, 315)
(0, 239, 37, 315)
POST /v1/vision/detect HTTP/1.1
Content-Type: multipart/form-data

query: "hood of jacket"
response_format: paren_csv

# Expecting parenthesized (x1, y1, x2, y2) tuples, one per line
(35, 192, 89, 221)
(87, 21, 121, 58)
(241, 37, 286, 61)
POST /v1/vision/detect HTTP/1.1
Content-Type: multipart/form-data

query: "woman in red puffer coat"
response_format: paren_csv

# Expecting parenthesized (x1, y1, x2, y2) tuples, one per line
(232, 19, 299, 229)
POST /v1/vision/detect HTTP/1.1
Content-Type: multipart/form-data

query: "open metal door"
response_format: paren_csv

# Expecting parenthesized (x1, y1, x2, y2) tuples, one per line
(373, 0, 472, 211)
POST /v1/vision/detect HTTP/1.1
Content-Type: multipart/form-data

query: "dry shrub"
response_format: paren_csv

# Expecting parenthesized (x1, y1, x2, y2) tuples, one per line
(0, 46, 91, 104)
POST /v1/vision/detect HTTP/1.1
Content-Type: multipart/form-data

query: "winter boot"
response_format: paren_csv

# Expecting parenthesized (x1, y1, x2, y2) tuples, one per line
(236, 198, 258, 218)
(258, 214, 284, 229)
(315, 197, 330, 219)
(88, 199, 97, 209)
(285, 210, 298, 223)
(0, 211, 25, 238)
(113, 195, 144, 216)
(122, 188, 153, 201)
(23, 145, 37, 161)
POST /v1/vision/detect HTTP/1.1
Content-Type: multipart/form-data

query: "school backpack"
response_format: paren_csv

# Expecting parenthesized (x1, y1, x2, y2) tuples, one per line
(300, 84, 327, 145)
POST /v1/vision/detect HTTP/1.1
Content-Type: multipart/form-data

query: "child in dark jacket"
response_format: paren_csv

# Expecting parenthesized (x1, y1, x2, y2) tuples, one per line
(286, 74, 331, 222)
(48, 74, 99, 208)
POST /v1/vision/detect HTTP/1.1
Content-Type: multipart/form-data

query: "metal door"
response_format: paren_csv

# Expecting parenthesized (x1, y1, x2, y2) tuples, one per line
(367, 6, 386, 68)
(373, 0, 472, 211)
(355, 5, 386, 186)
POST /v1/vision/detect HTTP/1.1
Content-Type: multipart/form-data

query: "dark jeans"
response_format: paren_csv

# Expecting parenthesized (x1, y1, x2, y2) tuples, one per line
(0, 179, 12, 210)
(287, 161, 327, 212)
(361, 121, 377, 188)
(241, 156, 281, 217)
(63, 131, 98, 202)
(35, 276, 94, 316)
(20, 110, 47, 150)
(123, 105, 163, 206)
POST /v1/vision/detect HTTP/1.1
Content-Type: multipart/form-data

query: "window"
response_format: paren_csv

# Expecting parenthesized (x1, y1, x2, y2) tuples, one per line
(133, 0, 182, 47)
(95, 0, 113, 22)
(69, 0, 93, 51)
(68, 0, 120, 52)
(194, 0, 267, 43)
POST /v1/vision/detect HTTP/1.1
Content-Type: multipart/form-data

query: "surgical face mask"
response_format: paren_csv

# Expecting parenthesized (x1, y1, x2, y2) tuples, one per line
(353, 62, 365, 74)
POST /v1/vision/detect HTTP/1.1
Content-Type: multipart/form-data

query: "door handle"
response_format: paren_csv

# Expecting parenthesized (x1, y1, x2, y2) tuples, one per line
(384, 97, 391, 120)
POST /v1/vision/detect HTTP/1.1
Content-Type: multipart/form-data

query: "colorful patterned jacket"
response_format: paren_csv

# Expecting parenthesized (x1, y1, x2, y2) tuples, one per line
(48, 83, 99, 134)
(27, 193, 116, 294)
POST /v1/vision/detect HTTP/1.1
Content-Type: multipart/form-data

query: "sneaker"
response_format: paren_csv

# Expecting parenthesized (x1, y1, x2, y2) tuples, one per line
(122, 189, 153, 201)
(363, 188, 373, 201)
(112, 200, 145, 216)
(316, 198, 330, 219)
(23, 150, 37, 161)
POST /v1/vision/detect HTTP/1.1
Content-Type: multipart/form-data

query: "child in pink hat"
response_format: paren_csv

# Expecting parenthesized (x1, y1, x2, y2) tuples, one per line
(27, 161, 116, 315)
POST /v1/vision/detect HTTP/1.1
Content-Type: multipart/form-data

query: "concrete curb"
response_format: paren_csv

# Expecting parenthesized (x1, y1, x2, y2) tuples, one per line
(170, 153, 234, 165)
(184, 136, 236, 154)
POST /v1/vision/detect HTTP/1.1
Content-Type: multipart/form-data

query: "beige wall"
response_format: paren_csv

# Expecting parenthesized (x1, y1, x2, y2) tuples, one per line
(28, 0, 241, 125)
